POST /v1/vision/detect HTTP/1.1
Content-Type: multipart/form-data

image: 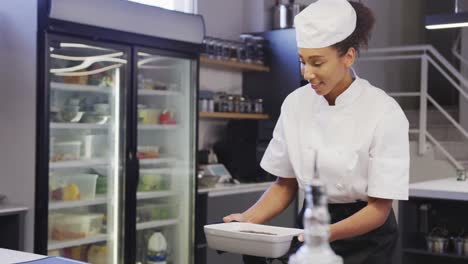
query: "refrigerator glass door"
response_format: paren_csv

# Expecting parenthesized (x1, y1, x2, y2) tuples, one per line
(135, 49, 196, 264)
(47, 37, 128, 264)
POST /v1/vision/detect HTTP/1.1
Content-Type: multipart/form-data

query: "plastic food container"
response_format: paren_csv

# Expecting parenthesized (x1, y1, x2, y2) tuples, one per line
(138, 108, 161, 124)
(137, 203, 177, 223)
(50, 141, 82, 162)
(50, 174, 98, 201)
(138, 170, 171, 192)
(204, 222, 302, 258)
(52, 213, 104, 240)
(83, 135, 108, 159)
(48, 213, 64, 239)
(137, 146, 160, 159)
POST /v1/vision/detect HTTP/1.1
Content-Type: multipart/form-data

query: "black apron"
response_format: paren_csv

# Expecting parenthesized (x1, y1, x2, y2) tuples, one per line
(243, 200, 398, 264)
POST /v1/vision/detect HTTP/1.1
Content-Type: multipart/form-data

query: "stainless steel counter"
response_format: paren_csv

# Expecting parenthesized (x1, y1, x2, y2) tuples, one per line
(198, 181, 274, 197)
(410, 177, 468, 201)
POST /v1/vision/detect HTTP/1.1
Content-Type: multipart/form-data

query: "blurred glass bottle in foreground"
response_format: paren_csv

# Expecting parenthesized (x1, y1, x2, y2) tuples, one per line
(289, 152, 343, 264)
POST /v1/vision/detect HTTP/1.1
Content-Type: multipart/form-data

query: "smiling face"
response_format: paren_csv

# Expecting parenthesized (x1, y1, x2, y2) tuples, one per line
(299, 47, 356, 103)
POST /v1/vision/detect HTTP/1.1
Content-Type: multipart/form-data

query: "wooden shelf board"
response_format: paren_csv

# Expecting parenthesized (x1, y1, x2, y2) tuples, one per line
(199, 112, 269, 120)
(200, 56, 269, 72)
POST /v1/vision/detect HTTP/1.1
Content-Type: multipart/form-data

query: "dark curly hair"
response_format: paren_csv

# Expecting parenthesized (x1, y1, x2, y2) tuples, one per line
(333, 1, 375, 56)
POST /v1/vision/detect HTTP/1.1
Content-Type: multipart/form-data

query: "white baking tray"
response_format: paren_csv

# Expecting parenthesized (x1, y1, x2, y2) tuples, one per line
(204, 222, 303, 258)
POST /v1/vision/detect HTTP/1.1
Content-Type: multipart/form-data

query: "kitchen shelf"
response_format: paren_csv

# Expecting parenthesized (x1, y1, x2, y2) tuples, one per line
(200, 56, 270, 72)
(403, 248, 468, 260)
(49, 159, 109, 169)
(50, 82, 111, 93)
(48, 234, 107, 250)
(137, 191, 177, 200)
(49, 196, 108, 210)
(199, 112, 269, 120)
(138, 124, 179, 130)
(136, 219, 178, 231)
(50, 123, 109, 130)
(139, 157, 178, 165)
(138, 90, 182, 96)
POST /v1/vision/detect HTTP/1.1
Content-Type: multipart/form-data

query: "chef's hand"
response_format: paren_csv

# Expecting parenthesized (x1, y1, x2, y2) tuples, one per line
(223, 213, 246, 223)
(298, 233, 304, 242)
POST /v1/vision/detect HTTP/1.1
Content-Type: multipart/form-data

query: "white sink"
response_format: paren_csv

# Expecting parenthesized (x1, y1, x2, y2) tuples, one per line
(410, 177, 468, 201)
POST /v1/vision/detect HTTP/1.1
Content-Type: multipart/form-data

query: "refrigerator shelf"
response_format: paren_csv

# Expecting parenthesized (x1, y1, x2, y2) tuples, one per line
(137, 191, 177, 200)
(47, 234, 107, 251)
(49, 195, 108, 210)
(139, 157, 178, 165)
(138, 124, 179, 130)
(49, 159, 109, 169)
(50, 123, 109, 130)
(139, 168, 174, 174)
(136, 219, 178, 231)
(138, 90, 182, 96)
(50, 82, 111, 94)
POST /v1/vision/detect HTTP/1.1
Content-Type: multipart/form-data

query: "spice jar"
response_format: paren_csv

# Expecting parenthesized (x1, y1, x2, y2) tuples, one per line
(233, 96, 241, 112)
(254, 99, 264, 113)
(226, 96, 235, 112)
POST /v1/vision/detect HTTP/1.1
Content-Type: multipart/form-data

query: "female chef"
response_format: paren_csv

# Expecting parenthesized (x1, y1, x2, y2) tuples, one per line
(223, 0, 409, 263)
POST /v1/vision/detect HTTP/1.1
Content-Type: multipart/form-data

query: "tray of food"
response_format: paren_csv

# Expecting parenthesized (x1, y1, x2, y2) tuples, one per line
(204, 222, 302, 258)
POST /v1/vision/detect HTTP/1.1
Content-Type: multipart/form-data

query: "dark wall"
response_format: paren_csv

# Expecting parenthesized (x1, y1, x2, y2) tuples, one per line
(424, 0, 461, 107)
(243, 29, 302, 122)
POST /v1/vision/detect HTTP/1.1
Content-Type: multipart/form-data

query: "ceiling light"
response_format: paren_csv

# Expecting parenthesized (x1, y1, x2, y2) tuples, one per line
(426, 12, 468, 30)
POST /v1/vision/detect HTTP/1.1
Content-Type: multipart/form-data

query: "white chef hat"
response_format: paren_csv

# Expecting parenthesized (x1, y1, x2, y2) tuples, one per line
(294, 0, 357, 49)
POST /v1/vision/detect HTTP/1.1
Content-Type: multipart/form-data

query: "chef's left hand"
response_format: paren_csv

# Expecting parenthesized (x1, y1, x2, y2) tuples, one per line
(298, 233, 304, 242)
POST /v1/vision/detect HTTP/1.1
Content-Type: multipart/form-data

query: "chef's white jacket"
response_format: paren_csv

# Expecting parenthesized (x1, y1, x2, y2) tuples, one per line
(260, 77, 410, 203)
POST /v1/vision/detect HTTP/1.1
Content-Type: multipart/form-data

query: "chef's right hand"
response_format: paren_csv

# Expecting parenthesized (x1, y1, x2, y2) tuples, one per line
(223, 213, 246, 223)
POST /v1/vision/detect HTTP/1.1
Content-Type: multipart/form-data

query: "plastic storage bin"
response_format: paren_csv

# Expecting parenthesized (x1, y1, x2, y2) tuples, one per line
(50, 174, 98, 201)
(50, 141, 82, 162)
(204, 222, 303, 258)
(136, 203, 177, 223)
(52, 213, 104, 240)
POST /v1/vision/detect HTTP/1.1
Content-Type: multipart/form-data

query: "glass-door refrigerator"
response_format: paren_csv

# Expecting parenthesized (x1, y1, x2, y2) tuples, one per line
(134, 48, 196, 264)
(36, 35, 198, 264)
(35, 6, 202, 262)
(41, 36, 129, 263)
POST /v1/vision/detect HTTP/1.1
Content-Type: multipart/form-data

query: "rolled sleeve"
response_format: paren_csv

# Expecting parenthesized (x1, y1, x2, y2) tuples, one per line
(367, 104, 410, 200)
(260, 108, 296, 178)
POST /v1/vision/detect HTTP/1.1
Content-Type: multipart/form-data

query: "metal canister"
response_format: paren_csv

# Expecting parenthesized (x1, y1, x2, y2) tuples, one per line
(207, 99, 214, 112)
(273, 0, 304, 29)
(464, 238, 468, 256)
(199, 98, 208, 112)
(433, 237, 448, 254)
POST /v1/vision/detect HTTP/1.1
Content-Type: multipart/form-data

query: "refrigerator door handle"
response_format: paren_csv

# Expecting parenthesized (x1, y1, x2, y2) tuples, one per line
(134, 153, 140, 191)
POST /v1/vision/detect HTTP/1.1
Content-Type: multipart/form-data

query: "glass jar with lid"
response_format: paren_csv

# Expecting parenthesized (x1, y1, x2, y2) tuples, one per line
(221, 41, 231, 60)
(240, 34, 255, 63)
(233, 96, 241, 113)
(254, 99, 264, 113)
(252, 36, 266, 65)
(226, 96, 235, 112)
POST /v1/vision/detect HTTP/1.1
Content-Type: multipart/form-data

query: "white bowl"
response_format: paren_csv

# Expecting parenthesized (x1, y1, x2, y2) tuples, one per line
(204, 222, 302, 258)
